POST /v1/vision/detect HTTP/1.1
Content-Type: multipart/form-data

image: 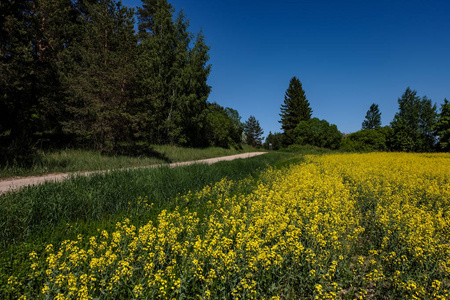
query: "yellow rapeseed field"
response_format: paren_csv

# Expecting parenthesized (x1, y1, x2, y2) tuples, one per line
(8, 153, 450, 299)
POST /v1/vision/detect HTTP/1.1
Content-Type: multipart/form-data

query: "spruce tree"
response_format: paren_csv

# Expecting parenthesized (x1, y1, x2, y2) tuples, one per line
(362, 103, 382, 130)
(182, 29, 211, 146)
(137, 1, 211, 146)
(279, 76, 312, 145)
(244, 115, 264, 147)
(137, 0, 177, 144)
(61, 0, 138, 151)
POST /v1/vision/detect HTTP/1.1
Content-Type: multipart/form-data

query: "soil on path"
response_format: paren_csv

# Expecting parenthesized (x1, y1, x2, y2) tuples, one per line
(0, 152, 266, 195)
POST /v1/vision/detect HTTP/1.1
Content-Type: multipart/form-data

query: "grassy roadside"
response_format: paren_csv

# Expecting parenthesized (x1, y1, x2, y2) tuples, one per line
(0, 151, 297, 249)
(0, 151, 299, 298)
(0, 145, 260, 179)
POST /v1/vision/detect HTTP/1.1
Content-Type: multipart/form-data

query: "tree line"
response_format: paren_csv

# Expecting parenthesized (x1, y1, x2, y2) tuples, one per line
(1, 0, 259, 163)
(264, 76, 450, 152)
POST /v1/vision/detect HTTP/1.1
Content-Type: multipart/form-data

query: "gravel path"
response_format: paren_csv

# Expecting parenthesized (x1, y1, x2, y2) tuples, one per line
(0, 152, 267, 195)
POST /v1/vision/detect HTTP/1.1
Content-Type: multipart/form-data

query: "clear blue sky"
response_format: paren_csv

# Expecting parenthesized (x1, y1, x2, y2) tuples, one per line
(123, 0, 450, 136)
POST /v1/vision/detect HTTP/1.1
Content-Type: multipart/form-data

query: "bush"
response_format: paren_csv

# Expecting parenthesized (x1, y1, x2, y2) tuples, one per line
(293, 118, 342, 150)
(340, 126, 392, 152)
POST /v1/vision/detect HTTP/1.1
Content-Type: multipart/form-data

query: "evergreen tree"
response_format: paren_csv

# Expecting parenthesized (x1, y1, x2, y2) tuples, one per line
(137, 1, 212, 146)
(1, 0, 214, 157)
(137, 0, 179, 144)
(179, 29, 211, 146)
(61, 0, 138, 151)
(0, 0, 74, 159)
(362, 103, 382, 130)
(137, 0, 157, 39)
(390, 88, 438, 152)
(0, 0, 36, 161)
(279, 76, 312, 145)
(244, 115, 264, 147)
(435, 99, 450, 152)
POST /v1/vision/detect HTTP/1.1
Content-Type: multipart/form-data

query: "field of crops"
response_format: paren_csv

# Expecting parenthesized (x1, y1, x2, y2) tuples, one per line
(6, 153, 450, 299)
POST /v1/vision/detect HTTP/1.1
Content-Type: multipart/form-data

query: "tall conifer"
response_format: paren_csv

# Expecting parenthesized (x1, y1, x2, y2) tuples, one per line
(61, 0, 137, 151)
(279, 76, 312, 145)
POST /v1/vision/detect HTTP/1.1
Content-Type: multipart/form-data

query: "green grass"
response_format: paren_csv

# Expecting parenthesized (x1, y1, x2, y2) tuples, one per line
(0, 145, 259, 179)
(0, 151, 294, 249)
(0, 151, 298, 298)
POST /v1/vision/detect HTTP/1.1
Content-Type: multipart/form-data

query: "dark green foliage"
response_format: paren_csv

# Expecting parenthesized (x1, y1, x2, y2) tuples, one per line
(435, 99, 450, 152)
(205, 103, 243, 148)
(263, 132, 283, 150)
(0, 0, 46, 162)
(279, 76, 312, 145)
(179, 29, 212, 146)
(282, 144, 335, 154)
(362, 103, 382, 130)
(0, 0, 79, 162)
(61, 0, 138, 152)
(341, 126, 392, 152)
(1, 0, 223, 158)
(136, 1, 212, 146)
(293, 118, 342, 150)
(244, 115, 264, 147)
(390, 88, 438, 152)
(136, 0, 178, 144)
(137, 0, 157, 38)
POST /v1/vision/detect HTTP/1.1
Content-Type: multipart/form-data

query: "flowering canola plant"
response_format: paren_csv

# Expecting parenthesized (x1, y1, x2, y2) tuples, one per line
(8, 153, 450, 299)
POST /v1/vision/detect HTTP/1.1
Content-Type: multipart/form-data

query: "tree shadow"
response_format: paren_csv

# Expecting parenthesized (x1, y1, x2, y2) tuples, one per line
(111, 142, 172, 163)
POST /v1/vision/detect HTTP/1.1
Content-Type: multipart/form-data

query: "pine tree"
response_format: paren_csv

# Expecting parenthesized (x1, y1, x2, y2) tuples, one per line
(362, 103, 382, 130)
(244, 115, 264, 147)
(435, 99, 450, 152)
(61, 0, 138, 151)
(0, 0, 74, 159)
(279, 76, 312, 145)
(0, 0, 36, 161)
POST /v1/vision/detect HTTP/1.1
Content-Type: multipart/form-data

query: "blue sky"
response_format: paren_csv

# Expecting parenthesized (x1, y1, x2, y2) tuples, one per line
(123, 0, 450, 136)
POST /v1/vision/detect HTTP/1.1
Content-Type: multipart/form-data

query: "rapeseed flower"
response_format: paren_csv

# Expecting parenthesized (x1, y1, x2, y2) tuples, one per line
(9, 153, 450, 299)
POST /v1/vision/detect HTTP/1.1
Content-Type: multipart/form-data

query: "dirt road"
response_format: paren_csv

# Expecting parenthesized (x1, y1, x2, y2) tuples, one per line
(0, 152, 267, 195)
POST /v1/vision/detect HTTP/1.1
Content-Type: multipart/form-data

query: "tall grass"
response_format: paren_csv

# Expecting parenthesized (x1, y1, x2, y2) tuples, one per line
(0, 145, 260, 178)
(0, 152, 295, 298)
(0, 152, 291, 250)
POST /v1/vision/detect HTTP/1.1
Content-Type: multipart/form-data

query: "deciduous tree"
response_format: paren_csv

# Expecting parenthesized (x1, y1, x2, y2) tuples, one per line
(435, 99, 450, 152)
(362, 103, 381, 130)
(294, 118, 342, 150)
(390, 88, 437, 152)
